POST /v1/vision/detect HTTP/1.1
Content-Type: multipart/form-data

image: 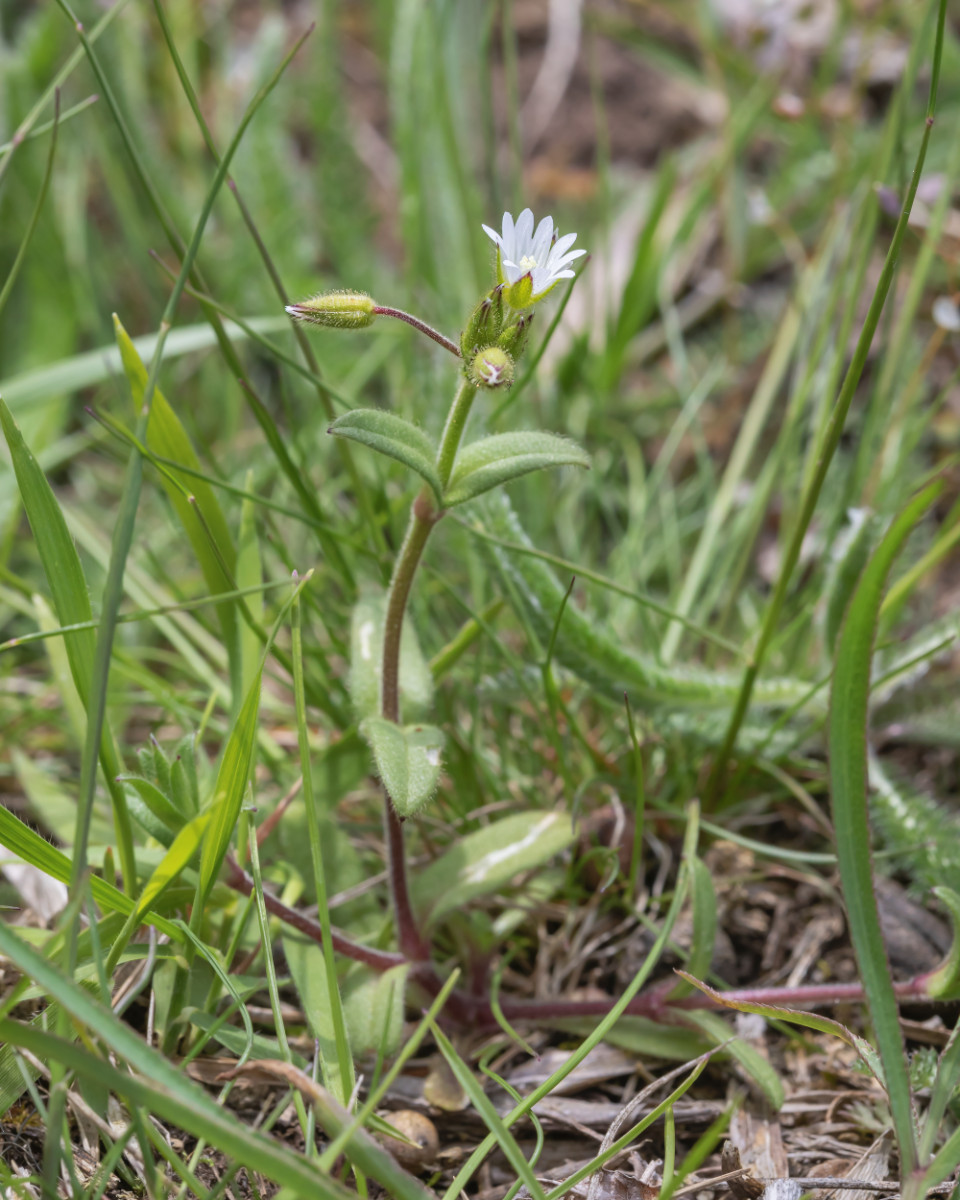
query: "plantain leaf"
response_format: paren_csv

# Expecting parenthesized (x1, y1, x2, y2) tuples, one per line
(443, 431, 589, 507)
(359, 717, 443, 818)
(411, 810, 576, 926)
(328, 409, 441, 501)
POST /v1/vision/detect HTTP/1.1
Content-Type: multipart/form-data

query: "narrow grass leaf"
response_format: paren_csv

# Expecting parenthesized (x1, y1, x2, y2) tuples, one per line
(829, 480, 942, 1176)
(0, 1015, 348, 1198)
(0, 804, 180, 939)
(197, 672, 261, 907)
(113, 316, 240, 692)
(0, 395, 136, 886)
(430, 1022, 547, 1200)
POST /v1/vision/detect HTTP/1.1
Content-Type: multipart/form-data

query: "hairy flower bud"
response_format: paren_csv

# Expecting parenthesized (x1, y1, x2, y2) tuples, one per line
(468, 345, 514, 390)
(460, 285, 504, 358)
(286, 290, 376, 329)
(497, 311, 533, 360)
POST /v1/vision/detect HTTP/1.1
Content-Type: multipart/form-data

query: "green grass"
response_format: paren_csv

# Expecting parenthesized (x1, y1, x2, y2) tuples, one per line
(3, 0, 960, 1196)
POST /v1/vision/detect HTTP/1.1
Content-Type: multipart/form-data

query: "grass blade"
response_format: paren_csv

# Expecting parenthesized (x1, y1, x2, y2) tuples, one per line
(829, 479, 943, 1177)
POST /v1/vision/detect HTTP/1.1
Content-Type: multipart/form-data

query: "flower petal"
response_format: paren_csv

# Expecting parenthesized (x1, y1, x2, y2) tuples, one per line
(548, 231, 578, 261)
(531, 215, 554, 264)
(514, 208, 535, 249)
(482, 223, 503, 250)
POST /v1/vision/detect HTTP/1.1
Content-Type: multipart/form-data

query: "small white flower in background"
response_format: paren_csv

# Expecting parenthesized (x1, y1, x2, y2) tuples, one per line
(482, 208, 586, 308)
(932, 295, 960, 333)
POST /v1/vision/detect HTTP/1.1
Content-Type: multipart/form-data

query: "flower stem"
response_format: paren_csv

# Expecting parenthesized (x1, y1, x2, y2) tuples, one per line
(372, 306, 461, 358)
(436, 378, 478, 489)
(379, 379, 477, 960)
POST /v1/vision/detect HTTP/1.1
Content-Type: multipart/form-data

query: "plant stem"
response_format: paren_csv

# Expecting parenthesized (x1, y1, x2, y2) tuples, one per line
(379, 377, 478, 960)
(224, 856, 404, 971)
(437, 378, 478, 489)
(372, 306, 461, 358)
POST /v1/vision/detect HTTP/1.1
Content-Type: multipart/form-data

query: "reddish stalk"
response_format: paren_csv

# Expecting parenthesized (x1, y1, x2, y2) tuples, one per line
(224, 856, 404, 973)
(372, 306, 461, 358)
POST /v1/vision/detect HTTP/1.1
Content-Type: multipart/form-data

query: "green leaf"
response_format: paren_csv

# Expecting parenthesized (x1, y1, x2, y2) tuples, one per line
(411, 810, 576, 926)
(829, 479, 941, 1177)
(0, 925, 353, 1200)
(119, 775, 186, 836)
(343, 963, 410, 1058)
(349, 589, 434, 721)
(328, 409, 441, 502)
(443, 432, 589, 507)
(0, 394, 135, 881)
(197, 670, 261, 906)
(926, 886, 960, 999)
(677, 973, 884, 1082)
(114, 316, 241, 694)
(129, 809, 210, 929)
(680, 1009, 784, 1108)
(0, 318, 288, 415)
(430, 1022, 548, 1200)
(0, 802, 181, 940)
(359, 717, 443, 818)
(283, 934, 357, 1101)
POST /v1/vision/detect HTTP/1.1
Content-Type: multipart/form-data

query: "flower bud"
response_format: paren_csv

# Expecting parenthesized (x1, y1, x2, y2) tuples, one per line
(460, 285, 504, 357)
(285, 290, 376, 330)
(468, 345, 514, 390)
(497, 311, 533, 359)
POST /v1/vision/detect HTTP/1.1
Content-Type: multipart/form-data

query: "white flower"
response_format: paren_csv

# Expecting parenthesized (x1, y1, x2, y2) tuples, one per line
(482, 209, 586, 306)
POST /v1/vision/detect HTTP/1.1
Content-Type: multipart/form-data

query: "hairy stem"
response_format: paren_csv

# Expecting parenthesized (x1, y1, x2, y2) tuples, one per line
(379, 378, 478, 960)
(373, 306, 461, 358)
(224, 856, 403, 972)
(436, 378, 478, 489)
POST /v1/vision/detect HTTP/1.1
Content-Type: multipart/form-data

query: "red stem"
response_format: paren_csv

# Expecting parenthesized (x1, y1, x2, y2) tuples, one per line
(372, 306, 461, 358)
(224, 856, 404, 973)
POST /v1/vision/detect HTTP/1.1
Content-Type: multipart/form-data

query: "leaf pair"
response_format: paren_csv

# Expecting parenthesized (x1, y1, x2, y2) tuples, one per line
(329, 408, 589, 509)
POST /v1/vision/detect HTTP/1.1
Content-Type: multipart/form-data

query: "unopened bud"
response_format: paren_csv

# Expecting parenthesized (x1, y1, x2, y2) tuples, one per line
(468, 345, 514, 390)
(460, 285, 504, 357)
(286, 290, 376, 330)
(497, 311, 533, 359)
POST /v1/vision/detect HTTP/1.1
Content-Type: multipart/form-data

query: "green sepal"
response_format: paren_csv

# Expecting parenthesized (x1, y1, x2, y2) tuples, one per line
(360, 717, 444, 818)
(460, 285, 504, 358)
(444, 431, 589, 507)
(502, 272, 533, 310)
(328, 409, 442, 502)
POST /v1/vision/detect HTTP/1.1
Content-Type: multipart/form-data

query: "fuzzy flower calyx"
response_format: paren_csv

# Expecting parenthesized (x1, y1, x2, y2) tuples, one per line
(482, 209, 585, 308)
(461, 285, 504, 358)
(286, 290, 376, 329)
(469, 346, 514, 390)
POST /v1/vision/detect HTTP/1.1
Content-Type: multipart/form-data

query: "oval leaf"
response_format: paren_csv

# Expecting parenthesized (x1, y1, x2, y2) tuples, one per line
(411, 810, 576, 925)
(329, 409, 441, 502)
(443, 431, 589, 507)
(360, 717, 443, 817)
